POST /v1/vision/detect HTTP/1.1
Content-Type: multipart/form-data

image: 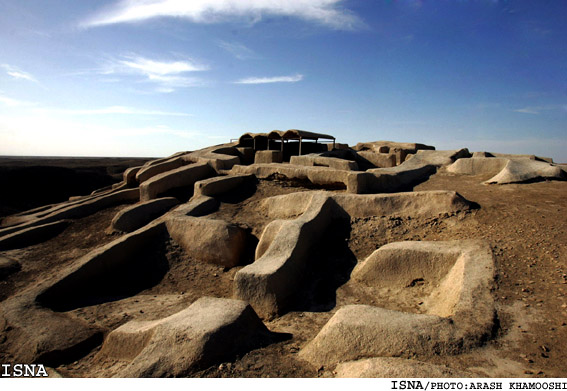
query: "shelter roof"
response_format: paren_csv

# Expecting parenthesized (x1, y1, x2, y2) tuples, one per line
(268, 129, 335, 140)
(238, 132, 268, 144)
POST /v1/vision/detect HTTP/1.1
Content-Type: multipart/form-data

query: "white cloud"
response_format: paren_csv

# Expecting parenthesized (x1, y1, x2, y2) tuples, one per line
(82, 0, 362, 30)
(513, 107, 541, 115)
(156, 86, 176, 94)
(513, 105, 564, 115)
(1, 64, 38, 82)
(218, 41, 258, 60)
(0, 94, 36, 107)
(102, 55, 208, 92)
(118, 56, 208, 75)
(234, 74, 304, 84)
(34, 105, 191, 116)
(146, 74, 206, 88)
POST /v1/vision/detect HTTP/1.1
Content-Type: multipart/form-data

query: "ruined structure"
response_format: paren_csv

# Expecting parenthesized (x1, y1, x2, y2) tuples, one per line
(0, 131, 566, 377)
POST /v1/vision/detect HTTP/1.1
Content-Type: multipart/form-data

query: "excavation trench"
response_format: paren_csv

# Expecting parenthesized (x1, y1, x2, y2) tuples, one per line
(36, 224, 170, 312)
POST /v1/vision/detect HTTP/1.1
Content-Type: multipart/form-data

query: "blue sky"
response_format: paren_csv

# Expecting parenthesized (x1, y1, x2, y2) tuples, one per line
(0, 0, 565, 161)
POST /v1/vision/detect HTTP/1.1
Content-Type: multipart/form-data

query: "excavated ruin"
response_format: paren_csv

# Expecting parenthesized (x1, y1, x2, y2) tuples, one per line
(0, 134, 565, 377)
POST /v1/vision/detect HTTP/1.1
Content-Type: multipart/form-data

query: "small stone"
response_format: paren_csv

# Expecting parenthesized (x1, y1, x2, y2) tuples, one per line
(525, 370, 534, 375)
(541, 345, 550, 352)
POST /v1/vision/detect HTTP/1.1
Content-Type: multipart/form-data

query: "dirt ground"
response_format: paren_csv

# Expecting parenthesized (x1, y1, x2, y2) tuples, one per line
(0, 156, 150, 217)
(0, 169, 566, 378)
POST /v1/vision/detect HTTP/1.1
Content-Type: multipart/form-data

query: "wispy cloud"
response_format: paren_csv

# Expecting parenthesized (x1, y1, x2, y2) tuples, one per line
(234, 74, 304, 84)
(513, 105, 564, 115)
(218, 41, 258, 60)
(101, 55, 208, 92)
(118, 56, 207, 75)
(0, 94, 36, 107)
(1, 64, 38, 82)
(513, 107, 541, 115)
(35, 105, 191, 117)
(81, 0, 362, 30)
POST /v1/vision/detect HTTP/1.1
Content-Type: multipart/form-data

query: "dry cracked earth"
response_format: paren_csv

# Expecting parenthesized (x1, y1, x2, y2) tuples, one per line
(0, 159, 566, 378)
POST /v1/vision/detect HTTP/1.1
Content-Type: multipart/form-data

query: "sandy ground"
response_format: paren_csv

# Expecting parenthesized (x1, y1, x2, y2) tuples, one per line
(0, 168, 566, 378)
